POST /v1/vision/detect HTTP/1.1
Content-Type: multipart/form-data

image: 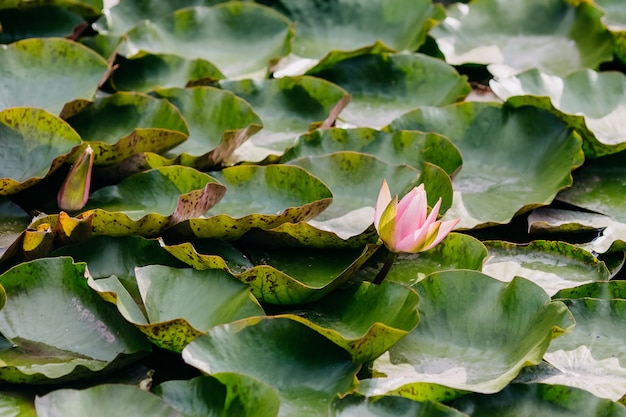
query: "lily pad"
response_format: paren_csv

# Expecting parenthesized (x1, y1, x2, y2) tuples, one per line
(89, 264, 264, 351)
(35, 384, 183, 417)
(0, 7, 85, 44)
(482, 240, 611, 296)
(453, 383, 626, 417)
(219, 76, 349, 163)
(119, 3, 293, 78)
(152, 86, 262, 169)
(0, 257, 150, 383)
(332, 395, 468, 417)
(170, 164, 333, 241)
(306, 53, 470, 129)
(0, 38, 109, 114)
(94, 0, 239, 36)
(288, 153, 452, 239)
(270, 0, 444, 60)
(0, 107, 82, 196)
(182, 317, 360, 417)
(112, 54, 225, 92)
(65, 91, 189, 145)
(386, 102, 584, 229)
(154, 375, 281, 417)
(281, 128, 463, 177)
(554, 280, 626, 300)
(557, 151, 626, 222)
(0, 392, 35, 417)
(491, 69, 626, 157)
(517, 298, 626, 401)
(431, 0, 613, 77)
(0, 0, 103, 19)
(528, 208, 626, 254)
(162, 240, 379, 305)
(366, 271, 574, 397)
(0, 198, 30, 258)
(280, 281, 419, 362)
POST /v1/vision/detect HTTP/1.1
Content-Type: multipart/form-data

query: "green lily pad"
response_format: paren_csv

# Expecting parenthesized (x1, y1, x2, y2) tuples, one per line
(517, 298, 626, 401)
(306, 53, 470, 129)
(386, 102, 584, 229)
(288, 152, 452, 239)
(379, 233, 488, 287)
(89, 264, 263, 352)
(119, 3, 293, 78)
(0, 38, 109, 114)
(152, 86, 262, 169)
(431, 0, 613, 77)
(0, 107, 82, 196)
(0, 199, 30, 258)
(528, 208, 626, 254)
(281, 128, 463, 177)
(270, 0, 444, 60)
(112, 54, 225, 92)
(65, 91, 189, 145)
(554, 281, 626, 300)
(154, 375, 281, 417)
(0, 392, 35, 417)
(170, 164, 333, 241)
(557, 151, 626, 221)
(332, 395, 468, 417)
(219, 76, 349, 163)
(0, 7, 85, 44)
(163, 240, 379, 305)
(183, 317, 360, 417)
(94, 0, 239, 36)
(279, 281, 419, 362)
(453, 383, 626, 417)
(78, 166, 226, 236)
(35, 384, 183, 417)
(0, 0, 102, 19)
(491, 69, 626, 157)
(366, 271, 574, 397)
(0, 257, 150, 383)
(482, 240, 611, 296)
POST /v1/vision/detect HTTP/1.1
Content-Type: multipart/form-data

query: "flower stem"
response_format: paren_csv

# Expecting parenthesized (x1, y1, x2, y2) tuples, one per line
(372, 250, 398, 285)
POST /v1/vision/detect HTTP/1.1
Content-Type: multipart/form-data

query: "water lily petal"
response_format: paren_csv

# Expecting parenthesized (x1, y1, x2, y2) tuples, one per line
(378, 196, 398, 251)
(57, 145, 94, 211)
(374, 179, 392, 229)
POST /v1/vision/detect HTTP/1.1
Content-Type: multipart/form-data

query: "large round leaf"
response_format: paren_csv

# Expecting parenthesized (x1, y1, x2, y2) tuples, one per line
(65, 92, 189, 144)
(491, 69, 626, 157)
(0, 108, 82, 196)
(35, 384, 183, 417)
(154, 375, 281, 417)
(119, 3, 293, 78)
(152, 86, 262, 169)
(307, 53, 470, 129)
(482, 240, 610, 296)
(0, 38, 108, 114)
(518, 298, 626, 401)
(281, 127, 462, 177)
(386, 102, 584, 229)
(557, 151, 626, 222)
(89, 265, 264, 352)
(163, 240, 379, 305)
(0, 0, 103, 19)
(279, 281, 419, 362)
(111, 54, 225, 92)
(288, 153, 452, 239)
(453, 383, 626, 417)
(431, 0, 613, 77)
(270, 0, 444, 59)
(170, 164, 333, 240)
(94, 0, 239, 36)
(219, 76, 349, 163)
(0, 257, 151, 383)
(0, 7, 85, 44)
(183, 317, 360, 417)
(365, 271, 574, 397)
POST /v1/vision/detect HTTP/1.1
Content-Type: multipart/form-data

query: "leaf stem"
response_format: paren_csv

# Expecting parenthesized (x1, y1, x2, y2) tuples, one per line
(372, 250, 398, 285)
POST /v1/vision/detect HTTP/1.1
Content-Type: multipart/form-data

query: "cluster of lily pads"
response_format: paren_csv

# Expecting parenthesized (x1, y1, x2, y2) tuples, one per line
(1, 0, 626, 415)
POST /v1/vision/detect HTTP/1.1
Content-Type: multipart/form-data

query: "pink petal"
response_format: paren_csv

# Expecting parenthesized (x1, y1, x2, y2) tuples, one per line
(395, 191, 427, 242)
(423, 218, 460, 251)
(374, 179, 392, 229)
(397, 184, 424, 219)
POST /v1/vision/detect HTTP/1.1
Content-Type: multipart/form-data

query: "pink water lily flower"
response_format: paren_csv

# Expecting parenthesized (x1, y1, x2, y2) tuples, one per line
(374, 180, 459, 253)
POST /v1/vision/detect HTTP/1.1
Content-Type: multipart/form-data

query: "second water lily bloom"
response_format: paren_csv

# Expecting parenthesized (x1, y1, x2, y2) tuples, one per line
(374, 180, 459, 253)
